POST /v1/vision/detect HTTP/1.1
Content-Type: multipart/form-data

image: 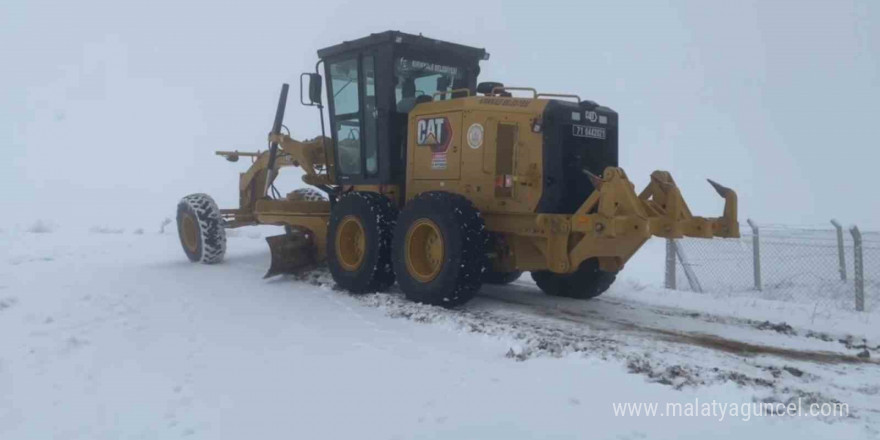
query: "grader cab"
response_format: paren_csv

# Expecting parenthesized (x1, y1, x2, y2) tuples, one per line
(177, 31, 739, 307)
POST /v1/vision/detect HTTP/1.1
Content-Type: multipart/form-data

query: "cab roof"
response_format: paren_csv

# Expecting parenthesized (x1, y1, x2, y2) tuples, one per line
(317, 30, 489, 61)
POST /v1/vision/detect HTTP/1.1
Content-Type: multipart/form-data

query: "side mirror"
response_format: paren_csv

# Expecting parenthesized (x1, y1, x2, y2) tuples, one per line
(300, 73, 323, 106)
(308, 74, 322, 105)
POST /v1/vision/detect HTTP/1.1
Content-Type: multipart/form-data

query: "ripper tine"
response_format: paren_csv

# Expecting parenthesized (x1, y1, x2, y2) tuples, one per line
(585, 170, 604, 190)
(707, 179, 732, 197)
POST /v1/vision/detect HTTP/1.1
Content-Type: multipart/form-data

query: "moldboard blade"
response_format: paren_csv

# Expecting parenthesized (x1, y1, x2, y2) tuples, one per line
(264, 233, 316, 278)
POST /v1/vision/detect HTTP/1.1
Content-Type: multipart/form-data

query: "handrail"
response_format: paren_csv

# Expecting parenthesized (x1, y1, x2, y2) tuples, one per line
(433, 88, 471, 98)
(491, 86, 537, 98)
(536, 92, 581, 102)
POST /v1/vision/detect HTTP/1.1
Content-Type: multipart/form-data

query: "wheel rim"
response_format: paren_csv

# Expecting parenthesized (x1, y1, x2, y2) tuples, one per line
(405, 219, 445, 283)
(181, 214, 199, 252)
(335, 216, 366, 271)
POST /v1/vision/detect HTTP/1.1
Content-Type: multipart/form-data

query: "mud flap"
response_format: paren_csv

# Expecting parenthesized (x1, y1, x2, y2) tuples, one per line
(264, 232, 317, 278)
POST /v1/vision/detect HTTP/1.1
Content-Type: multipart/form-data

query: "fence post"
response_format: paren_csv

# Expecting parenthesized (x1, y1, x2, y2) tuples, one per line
(746, 219, 762, 291)
(665, 238, 676, 289)
(831, 219, 847, 281)
(850, 226, 864, 312)
(673, 240, 704, 293)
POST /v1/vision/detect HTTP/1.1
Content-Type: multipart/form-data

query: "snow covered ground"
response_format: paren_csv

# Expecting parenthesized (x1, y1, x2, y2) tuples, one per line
(1, 226, 878, 439)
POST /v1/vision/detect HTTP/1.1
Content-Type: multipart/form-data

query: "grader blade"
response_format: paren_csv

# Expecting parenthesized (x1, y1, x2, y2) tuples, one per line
(264, 232, 317, 278)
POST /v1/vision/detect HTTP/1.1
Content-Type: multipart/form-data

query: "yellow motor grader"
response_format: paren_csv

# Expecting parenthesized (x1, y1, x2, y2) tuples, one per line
(176, 31, 739, 307)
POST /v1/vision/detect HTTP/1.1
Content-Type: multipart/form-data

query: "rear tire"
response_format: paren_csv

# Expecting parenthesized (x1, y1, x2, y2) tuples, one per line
(392, 192, 488, 307)
(483, 270, 523, 285)
(531, 258, 616, 299)
(177, 193, 226, 264)
(327, 192, 397, 293)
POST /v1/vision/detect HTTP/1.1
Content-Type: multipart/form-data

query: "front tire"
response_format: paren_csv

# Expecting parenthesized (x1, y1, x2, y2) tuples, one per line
(531, 258, 617, 299)
(177, 193, 226, 264)
(326, 192, 397, 293)
(392, 192, 488, 307)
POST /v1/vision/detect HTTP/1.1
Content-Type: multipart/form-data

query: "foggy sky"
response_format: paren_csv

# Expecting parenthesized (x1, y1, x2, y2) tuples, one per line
(2, 0, 878, 231)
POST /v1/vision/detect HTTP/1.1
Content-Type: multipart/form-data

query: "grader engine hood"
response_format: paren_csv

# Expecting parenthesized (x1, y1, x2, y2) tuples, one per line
(513, 95, 738, 274)
(402, 89, 738, 275)
(538, 100, 619, 214)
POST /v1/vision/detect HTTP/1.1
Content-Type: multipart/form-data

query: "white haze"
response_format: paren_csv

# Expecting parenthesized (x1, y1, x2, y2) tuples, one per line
(2, 0, 878, 230)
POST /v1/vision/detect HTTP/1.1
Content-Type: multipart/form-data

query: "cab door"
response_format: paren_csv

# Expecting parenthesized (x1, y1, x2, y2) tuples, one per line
(326, 54, 381, 184)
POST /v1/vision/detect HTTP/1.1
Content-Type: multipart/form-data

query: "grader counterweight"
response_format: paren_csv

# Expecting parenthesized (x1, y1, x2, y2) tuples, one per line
(176, 31, 739, 307)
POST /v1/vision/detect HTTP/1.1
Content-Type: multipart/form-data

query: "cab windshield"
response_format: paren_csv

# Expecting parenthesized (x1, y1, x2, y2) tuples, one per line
(395, 57, 466, 112)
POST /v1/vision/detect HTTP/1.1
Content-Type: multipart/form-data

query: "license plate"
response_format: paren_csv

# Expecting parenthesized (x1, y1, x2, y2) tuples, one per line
(572, 124, 606, 140)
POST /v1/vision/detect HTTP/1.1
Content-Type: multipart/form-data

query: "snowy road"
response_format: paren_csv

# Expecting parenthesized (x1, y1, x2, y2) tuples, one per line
(1, 228, 878, 439)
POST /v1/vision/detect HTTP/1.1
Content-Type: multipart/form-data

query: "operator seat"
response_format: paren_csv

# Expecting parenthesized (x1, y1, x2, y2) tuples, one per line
(397, 78, 417, 113)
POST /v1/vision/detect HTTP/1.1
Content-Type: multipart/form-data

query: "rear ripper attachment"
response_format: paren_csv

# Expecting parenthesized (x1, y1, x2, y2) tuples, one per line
(175, 30, 740, 308)
(545, 167, 739, 276)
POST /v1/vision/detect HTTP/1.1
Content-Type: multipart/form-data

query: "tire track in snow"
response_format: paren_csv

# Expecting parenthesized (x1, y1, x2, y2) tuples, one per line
(477, 285, 878, 366)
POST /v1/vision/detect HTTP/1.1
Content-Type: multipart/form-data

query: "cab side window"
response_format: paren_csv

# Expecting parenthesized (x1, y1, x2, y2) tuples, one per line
(394, 57, 464, 113)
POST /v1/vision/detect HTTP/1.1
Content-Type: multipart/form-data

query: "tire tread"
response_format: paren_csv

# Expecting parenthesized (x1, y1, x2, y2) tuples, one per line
(177, 193, 226, 264)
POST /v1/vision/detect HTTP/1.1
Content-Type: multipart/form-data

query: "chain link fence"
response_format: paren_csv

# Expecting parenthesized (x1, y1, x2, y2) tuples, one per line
(666, 221, 880, 313)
